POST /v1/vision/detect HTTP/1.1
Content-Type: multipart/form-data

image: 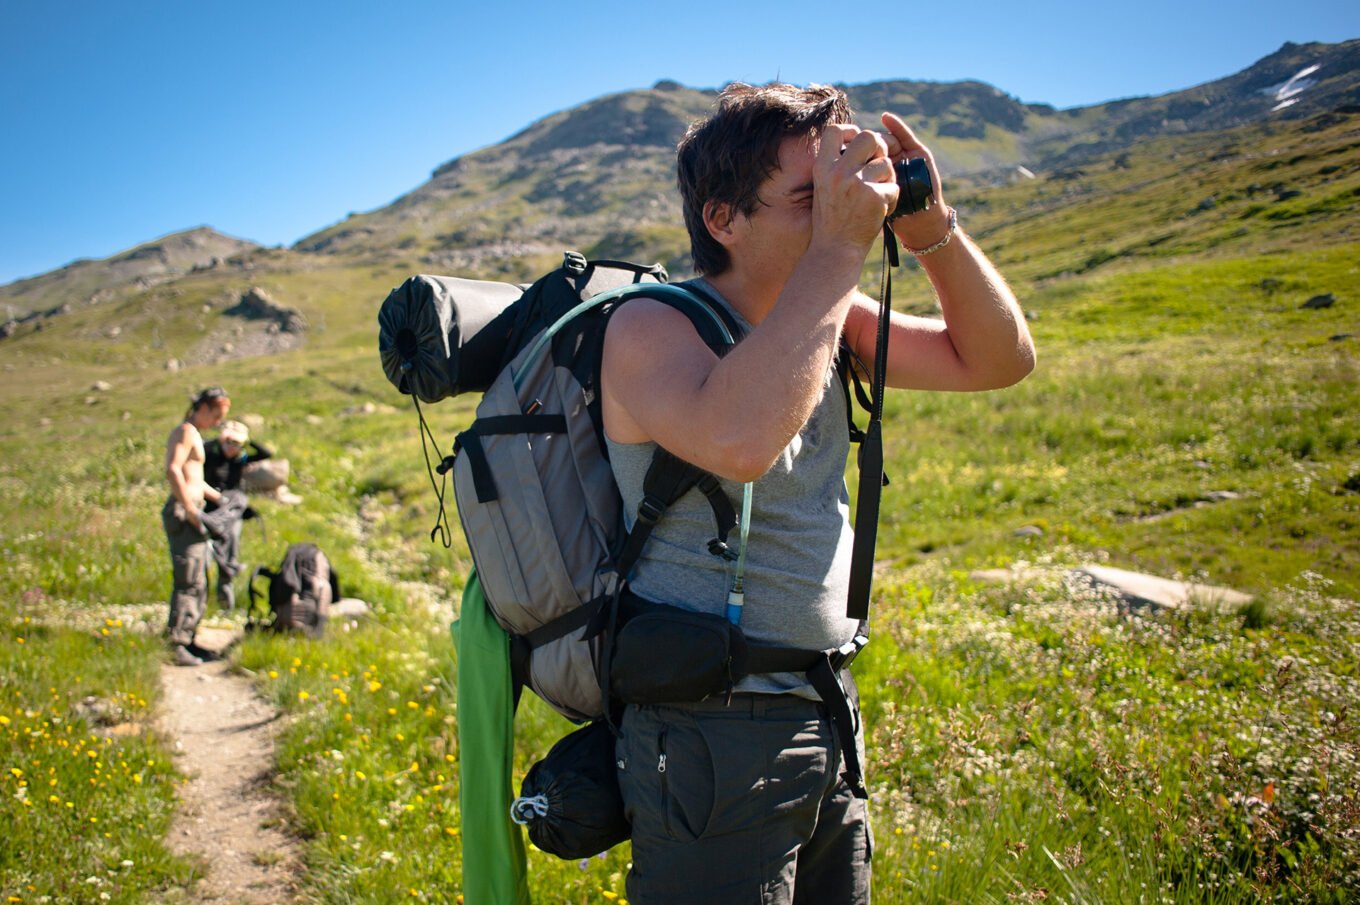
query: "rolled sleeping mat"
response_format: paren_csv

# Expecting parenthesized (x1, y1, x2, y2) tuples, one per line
(377, 274, 525, 403)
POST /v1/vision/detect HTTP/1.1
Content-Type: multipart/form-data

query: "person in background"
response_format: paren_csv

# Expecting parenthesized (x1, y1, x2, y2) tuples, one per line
(203, 419, 272, 610)
(163, 387, 231, 666)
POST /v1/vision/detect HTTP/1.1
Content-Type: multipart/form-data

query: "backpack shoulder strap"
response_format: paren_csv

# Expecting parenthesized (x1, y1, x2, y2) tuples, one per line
(328, 562, 342, 604)
(603, 281, 743, 354)
(246, 564, 275, 631)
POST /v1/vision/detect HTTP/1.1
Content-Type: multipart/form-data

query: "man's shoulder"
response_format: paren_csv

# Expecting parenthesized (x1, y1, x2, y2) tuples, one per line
(604, 281, 741, 348)
(167, 421, 197, 444)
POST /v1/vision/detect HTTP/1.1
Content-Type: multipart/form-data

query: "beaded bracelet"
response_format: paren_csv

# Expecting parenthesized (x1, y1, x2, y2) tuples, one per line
(905, 207, 958, 257)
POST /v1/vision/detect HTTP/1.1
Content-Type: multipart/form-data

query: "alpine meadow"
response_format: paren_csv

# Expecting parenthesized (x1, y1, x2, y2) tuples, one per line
(2, 39, 1359, 904)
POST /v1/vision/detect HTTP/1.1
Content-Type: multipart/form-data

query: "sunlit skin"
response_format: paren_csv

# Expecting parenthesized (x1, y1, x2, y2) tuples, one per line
(601, 112, 1035, 483)
(164, 395, 229, 531)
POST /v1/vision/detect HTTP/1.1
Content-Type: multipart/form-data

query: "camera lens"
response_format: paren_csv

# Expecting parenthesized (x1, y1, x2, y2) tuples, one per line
(890, 158, 933, 219)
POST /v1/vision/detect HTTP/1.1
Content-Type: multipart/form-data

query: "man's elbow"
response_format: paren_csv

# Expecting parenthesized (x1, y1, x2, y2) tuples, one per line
(969, 333, 1036, 390)
(996, 341, 1037, 388)
(720, 455, 776, 485)
(699, 433, 779, 485)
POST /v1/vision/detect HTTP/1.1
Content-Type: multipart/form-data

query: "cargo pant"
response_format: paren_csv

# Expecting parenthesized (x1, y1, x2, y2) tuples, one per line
(162, 498, 209, 646)
(616, 691, 872, 905)
(201, 488, 250, 608)
(213, 511, 243, 607)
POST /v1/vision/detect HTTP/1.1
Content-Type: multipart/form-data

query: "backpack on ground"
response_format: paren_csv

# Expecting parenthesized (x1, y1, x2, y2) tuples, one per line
(246, 542, 340, 638)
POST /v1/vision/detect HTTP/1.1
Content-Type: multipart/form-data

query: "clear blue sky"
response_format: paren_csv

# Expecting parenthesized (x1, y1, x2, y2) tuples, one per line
(1, 0, 1356, 286)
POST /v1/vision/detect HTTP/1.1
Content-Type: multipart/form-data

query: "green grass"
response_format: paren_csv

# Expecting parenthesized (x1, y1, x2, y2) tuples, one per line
(1, 110, 1358, 901)
(0, 600, 194, 903)
(856, 566, 1360, 903)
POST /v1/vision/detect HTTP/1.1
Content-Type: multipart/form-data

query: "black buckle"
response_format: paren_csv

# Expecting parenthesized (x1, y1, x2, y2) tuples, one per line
(563, 251, 588, 274)
(636, 496, 665, 526)
(829, 633, 869, 671)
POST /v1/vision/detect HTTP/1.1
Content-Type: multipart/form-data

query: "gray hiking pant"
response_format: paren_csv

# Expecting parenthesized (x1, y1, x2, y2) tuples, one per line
(162, 498, 208, 646)
(616, 692, 872, 905)
(214, 513, 242, 602)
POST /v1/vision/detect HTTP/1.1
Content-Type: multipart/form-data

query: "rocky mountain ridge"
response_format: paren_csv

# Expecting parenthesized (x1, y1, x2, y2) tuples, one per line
(0, 226, 259, 323)
(292, 39, 1359, 274)
(3, 39, 1355, 315)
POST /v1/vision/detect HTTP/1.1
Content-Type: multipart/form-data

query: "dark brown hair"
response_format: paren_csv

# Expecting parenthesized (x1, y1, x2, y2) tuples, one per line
(676, 82, 853, 275)
(185, 386, 229, 420)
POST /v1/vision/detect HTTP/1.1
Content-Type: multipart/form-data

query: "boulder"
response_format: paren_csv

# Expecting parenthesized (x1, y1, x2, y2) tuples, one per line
(242, 459, 289, 493)
(226, 287, 307, 333)
(971, 563, 1253, 613)
(1072, 564, 1253, 611)
(332, 598, 371, 620)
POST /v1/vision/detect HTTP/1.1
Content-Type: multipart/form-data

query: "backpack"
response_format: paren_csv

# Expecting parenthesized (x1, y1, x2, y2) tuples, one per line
(379, 252, 743, 721)
(380, 251, 879, 857)
(246, 542, 341, 638)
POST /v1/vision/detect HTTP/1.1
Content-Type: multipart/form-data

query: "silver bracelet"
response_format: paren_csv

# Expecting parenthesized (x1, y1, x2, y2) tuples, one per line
(905, 207, 958, 257)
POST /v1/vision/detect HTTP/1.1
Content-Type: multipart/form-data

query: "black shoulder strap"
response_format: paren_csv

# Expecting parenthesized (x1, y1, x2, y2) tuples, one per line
(246, 564, 275, 631)
(605, 281, 745, 354)
(328, 564, 342, 603)
(615, 448, 737, 582)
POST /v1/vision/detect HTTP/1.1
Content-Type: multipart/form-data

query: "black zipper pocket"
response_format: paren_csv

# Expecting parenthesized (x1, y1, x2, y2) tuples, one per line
(611, 604, 748, 704)
(657, 727, 672, 837)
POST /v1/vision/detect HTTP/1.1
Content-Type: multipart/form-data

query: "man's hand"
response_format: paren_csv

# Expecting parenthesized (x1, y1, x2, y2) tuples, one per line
(811, 125, 898, 255)
(880, 112, 953, 250)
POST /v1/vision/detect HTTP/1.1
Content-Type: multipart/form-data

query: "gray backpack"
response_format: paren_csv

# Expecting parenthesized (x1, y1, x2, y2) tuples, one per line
(378, 253, 740, 720)
(246, 542, 339, 639)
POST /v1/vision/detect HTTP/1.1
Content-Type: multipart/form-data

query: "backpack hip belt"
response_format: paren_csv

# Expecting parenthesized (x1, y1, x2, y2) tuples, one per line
(607, 585, 870, 798)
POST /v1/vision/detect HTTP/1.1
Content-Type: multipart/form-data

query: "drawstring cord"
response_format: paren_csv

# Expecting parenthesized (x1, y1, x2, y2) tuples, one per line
(510, 794, 549, 825)
(410, 391, 455, 548)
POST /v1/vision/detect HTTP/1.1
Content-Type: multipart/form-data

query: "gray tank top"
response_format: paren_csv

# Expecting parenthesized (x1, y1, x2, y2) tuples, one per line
(605, 280, 859, 696)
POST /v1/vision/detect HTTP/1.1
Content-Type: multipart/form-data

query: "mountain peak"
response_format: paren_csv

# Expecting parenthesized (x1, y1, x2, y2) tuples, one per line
(0, 226, 261, 321)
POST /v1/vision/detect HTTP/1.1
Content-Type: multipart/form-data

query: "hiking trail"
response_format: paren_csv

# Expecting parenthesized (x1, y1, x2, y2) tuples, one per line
(157, 626, 301, 903)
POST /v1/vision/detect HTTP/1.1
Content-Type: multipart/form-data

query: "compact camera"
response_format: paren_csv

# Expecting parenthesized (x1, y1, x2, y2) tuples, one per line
(891, 157, 933, 219)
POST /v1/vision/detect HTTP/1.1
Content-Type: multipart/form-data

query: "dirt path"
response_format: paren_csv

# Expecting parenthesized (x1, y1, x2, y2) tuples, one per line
(157, 626, 301, 903)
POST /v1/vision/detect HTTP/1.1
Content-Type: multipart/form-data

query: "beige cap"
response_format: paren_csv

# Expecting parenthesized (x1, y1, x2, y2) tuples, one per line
(219, 420, 249, 444)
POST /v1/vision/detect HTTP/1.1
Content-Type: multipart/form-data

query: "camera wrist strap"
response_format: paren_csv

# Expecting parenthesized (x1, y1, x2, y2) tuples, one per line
(845, 224, 898, 620)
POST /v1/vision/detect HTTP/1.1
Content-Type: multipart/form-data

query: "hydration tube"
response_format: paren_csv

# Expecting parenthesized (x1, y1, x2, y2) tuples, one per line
(725, 482, 753, 624)
(512, 282, 736, 392)
(515, 280, 756, 624)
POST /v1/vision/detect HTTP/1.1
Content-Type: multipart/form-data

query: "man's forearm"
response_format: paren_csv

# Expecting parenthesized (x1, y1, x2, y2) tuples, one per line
(919, 231, 1034, 389)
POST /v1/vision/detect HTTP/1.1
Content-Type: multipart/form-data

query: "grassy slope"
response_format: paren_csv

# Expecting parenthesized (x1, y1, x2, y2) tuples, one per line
(1, 111, 1358, 902)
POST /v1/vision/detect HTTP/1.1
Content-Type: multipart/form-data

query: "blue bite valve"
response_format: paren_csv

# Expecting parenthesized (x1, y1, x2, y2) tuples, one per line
(725, 589, 744, 625)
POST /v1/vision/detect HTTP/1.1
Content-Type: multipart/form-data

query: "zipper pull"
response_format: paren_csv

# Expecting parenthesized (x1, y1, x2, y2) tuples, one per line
(657, 753, 667, 774)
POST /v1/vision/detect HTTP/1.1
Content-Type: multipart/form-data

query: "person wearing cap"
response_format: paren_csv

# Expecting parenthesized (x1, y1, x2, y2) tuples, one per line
(203, 420, 272, 610)
(163, 387, 231, 666)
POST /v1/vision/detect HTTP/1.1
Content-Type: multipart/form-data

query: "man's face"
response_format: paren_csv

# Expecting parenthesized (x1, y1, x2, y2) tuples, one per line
(726, 134, 819, 289)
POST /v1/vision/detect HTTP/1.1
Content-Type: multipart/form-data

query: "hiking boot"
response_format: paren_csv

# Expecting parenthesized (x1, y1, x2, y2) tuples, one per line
(172, 645, 203, 667)
(186, 642, 222, 663)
